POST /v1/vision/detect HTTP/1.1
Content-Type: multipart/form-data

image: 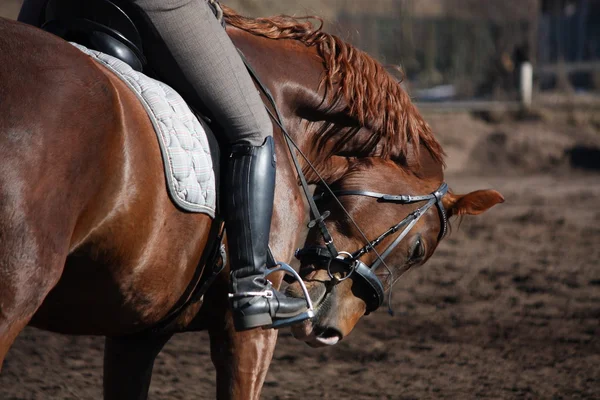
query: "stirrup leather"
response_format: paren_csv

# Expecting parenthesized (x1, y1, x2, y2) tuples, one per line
(228, 262, 315, 329)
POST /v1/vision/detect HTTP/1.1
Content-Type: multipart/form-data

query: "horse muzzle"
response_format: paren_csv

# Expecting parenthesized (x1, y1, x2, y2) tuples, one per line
(286, 268, 366, 347)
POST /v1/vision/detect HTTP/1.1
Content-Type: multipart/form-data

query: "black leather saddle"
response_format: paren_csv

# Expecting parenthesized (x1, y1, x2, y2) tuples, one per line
(42, 0, 146, 71)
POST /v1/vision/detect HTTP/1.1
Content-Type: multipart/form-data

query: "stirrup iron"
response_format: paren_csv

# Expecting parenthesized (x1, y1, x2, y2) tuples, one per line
(266, 262, 314, 329)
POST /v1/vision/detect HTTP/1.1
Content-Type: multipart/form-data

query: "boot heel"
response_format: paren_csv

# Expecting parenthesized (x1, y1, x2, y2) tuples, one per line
(233, 312, 273, 331)
(270, 310, 315, 329)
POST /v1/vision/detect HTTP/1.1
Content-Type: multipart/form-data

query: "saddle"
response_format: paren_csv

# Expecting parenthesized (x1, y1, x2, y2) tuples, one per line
(42, 0, 146, 71)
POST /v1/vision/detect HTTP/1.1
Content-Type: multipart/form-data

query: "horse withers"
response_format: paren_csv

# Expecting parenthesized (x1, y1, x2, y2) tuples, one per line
(0, 8, 503, 400)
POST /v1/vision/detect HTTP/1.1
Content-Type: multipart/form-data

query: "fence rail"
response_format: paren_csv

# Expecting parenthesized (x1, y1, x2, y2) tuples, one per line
(537, 61, 600, 75)
(416, 100, 523, 113)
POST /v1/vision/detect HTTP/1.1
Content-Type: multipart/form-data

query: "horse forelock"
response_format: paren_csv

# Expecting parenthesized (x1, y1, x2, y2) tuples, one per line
(223, 6, 445, 169)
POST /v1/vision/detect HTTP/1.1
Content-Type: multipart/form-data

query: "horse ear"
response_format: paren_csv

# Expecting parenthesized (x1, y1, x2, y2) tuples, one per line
(442, 190, 504, 217)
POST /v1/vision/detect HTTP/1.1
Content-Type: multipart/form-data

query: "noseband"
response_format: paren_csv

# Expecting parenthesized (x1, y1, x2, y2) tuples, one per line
(295, 183, 448, 314)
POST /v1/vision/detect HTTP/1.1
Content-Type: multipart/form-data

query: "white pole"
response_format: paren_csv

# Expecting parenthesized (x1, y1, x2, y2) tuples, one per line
(520, 62, 533, 109)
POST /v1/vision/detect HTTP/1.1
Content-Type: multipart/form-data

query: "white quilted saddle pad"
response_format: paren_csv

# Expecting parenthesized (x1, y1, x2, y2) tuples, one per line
(72, 43, 217, 217)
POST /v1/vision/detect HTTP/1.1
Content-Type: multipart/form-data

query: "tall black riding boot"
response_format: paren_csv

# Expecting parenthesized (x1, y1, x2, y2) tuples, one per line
(225, 137, 309, 331)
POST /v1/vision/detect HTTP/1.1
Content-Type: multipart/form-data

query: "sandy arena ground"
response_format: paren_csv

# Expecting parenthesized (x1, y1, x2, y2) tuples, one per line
(0, 106, 598, 399)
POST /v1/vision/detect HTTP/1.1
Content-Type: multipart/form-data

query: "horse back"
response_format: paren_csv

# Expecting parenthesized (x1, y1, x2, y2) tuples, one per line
(0, 18, 125, 253)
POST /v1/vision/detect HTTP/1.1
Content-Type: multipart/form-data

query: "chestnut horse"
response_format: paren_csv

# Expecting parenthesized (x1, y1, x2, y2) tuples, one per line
(0, 7, 503, 399)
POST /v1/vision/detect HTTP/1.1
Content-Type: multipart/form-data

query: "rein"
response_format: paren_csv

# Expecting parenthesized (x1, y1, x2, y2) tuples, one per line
(239, 52, 448, 315)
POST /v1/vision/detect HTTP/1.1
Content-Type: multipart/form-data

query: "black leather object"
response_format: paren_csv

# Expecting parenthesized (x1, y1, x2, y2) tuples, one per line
(226, 137, 276, 277)
(42, 0, 145, 71)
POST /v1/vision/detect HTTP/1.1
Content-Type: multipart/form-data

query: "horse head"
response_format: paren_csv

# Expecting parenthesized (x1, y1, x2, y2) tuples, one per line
(289, 149, 503, 347)
(223, 8, 504, 346)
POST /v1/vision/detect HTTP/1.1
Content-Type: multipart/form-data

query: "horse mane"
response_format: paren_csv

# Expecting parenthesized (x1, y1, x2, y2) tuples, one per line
(223, 6, 445, 167)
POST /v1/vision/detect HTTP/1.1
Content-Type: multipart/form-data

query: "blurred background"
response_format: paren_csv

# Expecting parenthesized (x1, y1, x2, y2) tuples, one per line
(0, 1, 599, 399)
(1, 0, 599, 104)
(237, 0, 599, 106)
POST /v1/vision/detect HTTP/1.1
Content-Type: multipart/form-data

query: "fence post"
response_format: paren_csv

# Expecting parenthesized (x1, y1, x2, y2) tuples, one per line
(520, 61, 533, 109)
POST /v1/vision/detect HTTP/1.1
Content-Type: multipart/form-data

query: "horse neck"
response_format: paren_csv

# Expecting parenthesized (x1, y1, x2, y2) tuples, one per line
(229, 27, 353, 183)
(228, 22, 445, 184)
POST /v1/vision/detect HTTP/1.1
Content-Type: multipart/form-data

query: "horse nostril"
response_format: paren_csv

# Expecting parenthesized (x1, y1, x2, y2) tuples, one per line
(319, 327, 343, 340)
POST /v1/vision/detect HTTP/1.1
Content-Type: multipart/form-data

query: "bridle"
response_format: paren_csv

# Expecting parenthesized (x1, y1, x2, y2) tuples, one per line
(295, 183, 448, 314)
(240, 53, 449, 315)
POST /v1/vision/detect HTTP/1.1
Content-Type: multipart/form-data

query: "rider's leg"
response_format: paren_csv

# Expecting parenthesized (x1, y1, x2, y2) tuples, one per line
(130, 0, 308, 330)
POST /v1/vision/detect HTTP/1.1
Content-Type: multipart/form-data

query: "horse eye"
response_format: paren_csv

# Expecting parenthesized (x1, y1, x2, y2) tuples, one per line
(409, 238, 425, 261)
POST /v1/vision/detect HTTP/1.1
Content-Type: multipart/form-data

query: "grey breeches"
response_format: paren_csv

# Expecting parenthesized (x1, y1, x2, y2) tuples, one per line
(19, 0, 272, 146)
(131, 0, 272, 146)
